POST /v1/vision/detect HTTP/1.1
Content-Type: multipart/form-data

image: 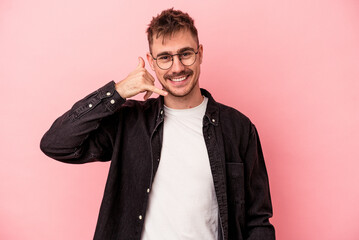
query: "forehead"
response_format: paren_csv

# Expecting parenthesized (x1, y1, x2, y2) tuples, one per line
(151, 29, 198, 54)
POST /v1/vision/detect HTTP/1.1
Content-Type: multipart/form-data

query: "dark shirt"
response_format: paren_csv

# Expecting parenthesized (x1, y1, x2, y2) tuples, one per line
(40, 81, 275, 240)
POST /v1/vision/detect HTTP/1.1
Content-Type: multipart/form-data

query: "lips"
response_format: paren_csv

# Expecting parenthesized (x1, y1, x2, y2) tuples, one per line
(170, 75, 188, 82)
(164, 70, 193, 83)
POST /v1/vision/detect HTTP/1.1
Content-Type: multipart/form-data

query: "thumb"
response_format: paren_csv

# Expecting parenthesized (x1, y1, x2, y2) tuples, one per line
(137, 57, 145, 69)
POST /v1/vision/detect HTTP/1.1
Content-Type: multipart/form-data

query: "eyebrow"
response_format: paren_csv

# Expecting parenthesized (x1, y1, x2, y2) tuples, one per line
(156, 47, 196, 57)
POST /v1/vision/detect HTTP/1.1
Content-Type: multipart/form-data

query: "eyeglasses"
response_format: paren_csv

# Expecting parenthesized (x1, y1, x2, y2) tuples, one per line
(151, 47, 199, 70)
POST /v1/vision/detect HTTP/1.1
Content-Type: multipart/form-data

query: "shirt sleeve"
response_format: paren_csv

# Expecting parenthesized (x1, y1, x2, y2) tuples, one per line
(40, 81, 126, 164)
(244, 124, 276, 240)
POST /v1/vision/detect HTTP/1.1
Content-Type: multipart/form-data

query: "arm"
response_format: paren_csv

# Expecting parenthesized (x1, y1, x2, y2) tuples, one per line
(40, 57, 167, 163)
(40, 81, 125, 163)
(244, 124, 275, 240)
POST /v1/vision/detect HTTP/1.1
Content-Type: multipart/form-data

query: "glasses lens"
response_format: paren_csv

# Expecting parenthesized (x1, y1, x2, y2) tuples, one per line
(155, 49, 197, 70)
(157, 55, 173, 69)
(180, 51, 196, 66)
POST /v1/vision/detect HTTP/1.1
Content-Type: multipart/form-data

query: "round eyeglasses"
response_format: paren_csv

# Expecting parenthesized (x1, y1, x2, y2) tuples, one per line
(151, 47, 199, 70)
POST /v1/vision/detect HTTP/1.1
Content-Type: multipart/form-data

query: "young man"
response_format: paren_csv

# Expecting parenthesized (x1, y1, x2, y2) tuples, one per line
(40, 8, 275, 240)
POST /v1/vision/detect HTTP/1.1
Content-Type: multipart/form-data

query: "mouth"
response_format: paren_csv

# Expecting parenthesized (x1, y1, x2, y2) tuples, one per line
(169, 75, 189, 82)
(165, 70, 193, 84)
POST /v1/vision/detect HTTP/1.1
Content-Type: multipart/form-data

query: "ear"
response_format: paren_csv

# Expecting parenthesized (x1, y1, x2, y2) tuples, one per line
(146, 53, 155, 71)
(198, 44, 203, 64)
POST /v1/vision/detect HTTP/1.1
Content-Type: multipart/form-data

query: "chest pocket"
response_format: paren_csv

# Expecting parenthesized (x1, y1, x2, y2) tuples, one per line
(226, 162, 245, 204)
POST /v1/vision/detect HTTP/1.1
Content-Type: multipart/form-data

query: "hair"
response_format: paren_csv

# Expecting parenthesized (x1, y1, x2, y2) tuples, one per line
(146, 8, 199, 52)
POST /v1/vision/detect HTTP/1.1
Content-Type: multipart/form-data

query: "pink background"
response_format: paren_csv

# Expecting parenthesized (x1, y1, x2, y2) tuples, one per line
(1, 0, 359, 239)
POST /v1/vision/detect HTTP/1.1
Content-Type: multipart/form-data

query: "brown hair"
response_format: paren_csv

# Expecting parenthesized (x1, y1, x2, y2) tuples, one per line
(146, 8, 199, 52)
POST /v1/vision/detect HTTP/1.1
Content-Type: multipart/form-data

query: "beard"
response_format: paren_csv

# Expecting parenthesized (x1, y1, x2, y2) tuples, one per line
(161, 69, 199, 97)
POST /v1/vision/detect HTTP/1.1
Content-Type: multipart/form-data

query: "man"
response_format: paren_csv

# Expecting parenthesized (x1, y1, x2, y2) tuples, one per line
(40, 8, 275, 240)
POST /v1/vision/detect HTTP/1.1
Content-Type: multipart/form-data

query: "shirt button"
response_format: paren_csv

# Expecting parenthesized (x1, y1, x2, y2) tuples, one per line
(139, 215, 143, 220)
(106, 92, 111, 96)
(212, 119, 216, 123)
(157, 158, 160, 162)
(160, 110, 164, 115)
(110, 99, 115, 104)
(88, 104, 93, 108)
(147, 188, 150, 193)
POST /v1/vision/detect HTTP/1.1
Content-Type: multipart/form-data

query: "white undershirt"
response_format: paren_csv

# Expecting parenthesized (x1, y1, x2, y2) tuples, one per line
(141, 97, 218, 240)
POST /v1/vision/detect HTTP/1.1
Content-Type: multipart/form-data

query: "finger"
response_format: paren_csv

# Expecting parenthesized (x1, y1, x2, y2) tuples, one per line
(146, 85, 168, 97)
(145, 70, 156, 83)
(137, 57, 145, 69)
(143, 90, 153, 100)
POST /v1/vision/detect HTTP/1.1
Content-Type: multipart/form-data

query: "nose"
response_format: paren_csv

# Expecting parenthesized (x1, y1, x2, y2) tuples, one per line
(171, 55, 185, 73)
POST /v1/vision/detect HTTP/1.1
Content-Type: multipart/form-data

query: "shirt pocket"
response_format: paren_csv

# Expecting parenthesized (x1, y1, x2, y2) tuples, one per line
(226, 162, 245, 205)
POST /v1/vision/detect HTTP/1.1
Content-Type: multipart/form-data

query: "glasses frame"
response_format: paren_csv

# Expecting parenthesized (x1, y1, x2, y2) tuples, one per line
(150, 46, 200, 70)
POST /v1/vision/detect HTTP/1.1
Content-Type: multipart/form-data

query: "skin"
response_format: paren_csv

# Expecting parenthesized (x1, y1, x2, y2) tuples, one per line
(116, 29, 203, 109)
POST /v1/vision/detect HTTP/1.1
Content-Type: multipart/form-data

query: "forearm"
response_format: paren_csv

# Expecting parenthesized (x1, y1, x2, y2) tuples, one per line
(40, 81, 125, 163)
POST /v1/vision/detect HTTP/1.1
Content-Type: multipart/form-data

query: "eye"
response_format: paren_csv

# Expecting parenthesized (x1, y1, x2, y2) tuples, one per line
(180, 51, 193, 59)
(158, 55, 171, 61)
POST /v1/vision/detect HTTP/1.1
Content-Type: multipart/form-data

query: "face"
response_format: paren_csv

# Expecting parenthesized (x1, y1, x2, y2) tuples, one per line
(147, 29, 203, 98)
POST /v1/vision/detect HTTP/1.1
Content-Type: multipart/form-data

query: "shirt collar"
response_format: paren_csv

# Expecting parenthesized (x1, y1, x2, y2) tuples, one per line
(155, 88, 219, 126)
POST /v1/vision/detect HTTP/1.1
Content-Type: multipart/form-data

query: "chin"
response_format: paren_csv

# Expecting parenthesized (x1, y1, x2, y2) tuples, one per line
(168, 85, 197, 98)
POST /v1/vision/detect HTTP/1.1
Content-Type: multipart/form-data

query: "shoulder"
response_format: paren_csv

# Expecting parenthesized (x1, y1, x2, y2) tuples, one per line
(217, 102, 251, 124)
(202, 88, 254, 131)
(218, 102, 254, 133)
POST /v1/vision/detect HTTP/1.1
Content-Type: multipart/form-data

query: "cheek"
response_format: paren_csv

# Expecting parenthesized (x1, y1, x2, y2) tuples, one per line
(154, 69, 166, 81)
(193, 65, 200, 75)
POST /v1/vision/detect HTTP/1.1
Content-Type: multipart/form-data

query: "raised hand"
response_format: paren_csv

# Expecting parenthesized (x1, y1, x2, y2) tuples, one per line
(115, 57, 168, 100)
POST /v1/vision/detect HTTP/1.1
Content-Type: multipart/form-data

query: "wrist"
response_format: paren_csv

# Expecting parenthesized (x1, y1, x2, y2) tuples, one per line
(115, 81, 126, 99)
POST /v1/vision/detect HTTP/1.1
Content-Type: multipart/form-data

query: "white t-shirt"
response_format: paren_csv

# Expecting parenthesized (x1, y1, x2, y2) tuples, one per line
(141, 97, 218, 240)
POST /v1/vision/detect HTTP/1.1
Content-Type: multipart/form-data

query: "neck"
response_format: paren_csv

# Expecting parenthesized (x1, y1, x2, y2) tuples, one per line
(164, 88, 203, 109)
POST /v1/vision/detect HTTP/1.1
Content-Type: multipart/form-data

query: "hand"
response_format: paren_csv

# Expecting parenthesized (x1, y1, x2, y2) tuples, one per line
(115, 57, 168, 100)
